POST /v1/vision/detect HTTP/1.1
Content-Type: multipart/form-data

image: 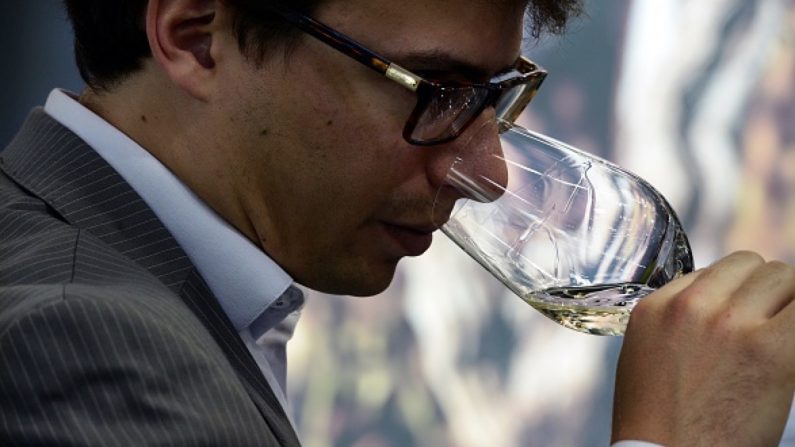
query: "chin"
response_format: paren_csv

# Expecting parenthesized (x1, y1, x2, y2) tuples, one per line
(298, 260, 398, 297)
(321, 274, 394, 297)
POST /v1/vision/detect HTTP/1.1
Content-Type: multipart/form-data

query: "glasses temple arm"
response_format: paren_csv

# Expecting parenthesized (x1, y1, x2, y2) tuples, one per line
(271, 6, 421, 91)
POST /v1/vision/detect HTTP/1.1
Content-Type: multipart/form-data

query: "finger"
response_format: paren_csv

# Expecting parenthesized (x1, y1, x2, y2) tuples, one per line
(763, 264, 795, 367)
(682, 251, 766, 307)
(730, 260, 795, 321)
(630, 268, 705, 321)
(633, 252, 765, 325)
(644, 268, 705, 303)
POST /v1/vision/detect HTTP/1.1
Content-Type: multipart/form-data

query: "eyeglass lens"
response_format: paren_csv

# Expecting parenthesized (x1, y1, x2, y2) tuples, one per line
(409, 83, 535, 144)
(410, 86, 491, 143)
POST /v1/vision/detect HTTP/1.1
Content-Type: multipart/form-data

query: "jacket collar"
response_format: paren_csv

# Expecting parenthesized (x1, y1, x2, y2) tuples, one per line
(0, 109, 301, 446)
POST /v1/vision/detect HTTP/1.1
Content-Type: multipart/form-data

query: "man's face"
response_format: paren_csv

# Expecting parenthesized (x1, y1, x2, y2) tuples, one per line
(213, 0, 526, 295)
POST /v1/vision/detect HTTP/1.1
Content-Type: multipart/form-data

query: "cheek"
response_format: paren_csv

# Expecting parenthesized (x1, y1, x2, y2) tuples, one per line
(290, 103, 414, 204)
(300, 61, 416, 142)
(300, 137, 407, 212)
(253, 59, 424, 235)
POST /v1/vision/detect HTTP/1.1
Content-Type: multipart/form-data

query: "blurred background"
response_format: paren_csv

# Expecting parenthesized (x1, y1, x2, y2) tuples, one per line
(3, 0, 794, 445)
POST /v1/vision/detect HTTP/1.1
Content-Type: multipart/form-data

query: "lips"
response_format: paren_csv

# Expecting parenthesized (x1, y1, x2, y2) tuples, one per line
(381, 222, 435, 256)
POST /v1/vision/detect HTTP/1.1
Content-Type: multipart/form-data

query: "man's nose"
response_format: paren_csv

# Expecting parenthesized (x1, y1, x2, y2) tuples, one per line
(427, 109, 508, 203)
(428, 109, 509, 226)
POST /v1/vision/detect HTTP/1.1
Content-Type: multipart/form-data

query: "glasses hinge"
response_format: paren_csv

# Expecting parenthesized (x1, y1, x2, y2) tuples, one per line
(385, 64, 421, 91)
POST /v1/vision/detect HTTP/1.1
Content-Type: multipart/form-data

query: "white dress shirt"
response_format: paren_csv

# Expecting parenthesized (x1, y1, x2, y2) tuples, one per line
(43, 89, 304, 425)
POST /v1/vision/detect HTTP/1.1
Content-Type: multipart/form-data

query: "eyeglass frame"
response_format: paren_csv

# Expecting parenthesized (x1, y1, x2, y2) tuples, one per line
(260, 4, 548, 146)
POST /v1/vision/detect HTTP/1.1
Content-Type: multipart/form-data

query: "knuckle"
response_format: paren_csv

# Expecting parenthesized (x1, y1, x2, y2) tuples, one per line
(662, 287, 703, 325)
(626, 298, 652, 329)
(756, 261, 795, 292)
(765, 260, 795, 278)
(718, 251, 766, 274)
(705, 250, 766, 275)
(706, 307, 742, 338)
(628, 296, 653, 320)
(728, 250, 766, 265)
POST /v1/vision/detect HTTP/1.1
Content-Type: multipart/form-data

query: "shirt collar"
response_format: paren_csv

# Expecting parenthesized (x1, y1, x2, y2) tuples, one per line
(44, 89, 294, 331)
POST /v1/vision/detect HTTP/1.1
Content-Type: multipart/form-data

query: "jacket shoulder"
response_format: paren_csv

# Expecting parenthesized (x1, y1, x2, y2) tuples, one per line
(0, 288, 282, 446)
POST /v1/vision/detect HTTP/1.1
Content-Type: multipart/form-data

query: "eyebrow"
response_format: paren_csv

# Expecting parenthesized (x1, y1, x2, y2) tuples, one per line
(391, 50, 511, 81)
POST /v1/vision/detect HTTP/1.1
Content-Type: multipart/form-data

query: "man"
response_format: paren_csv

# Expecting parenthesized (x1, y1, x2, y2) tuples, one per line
(0, 1, 793, 446)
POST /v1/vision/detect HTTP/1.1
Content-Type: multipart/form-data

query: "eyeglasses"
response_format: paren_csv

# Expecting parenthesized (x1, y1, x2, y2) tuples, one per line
(264, 4, 547, 146)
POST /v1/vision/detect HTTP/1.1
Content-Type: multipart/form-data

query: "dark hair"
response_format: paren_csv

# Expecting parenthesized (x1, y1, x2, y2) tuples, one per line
(62, 0, 582, 90)
(526, 0, 584, 38)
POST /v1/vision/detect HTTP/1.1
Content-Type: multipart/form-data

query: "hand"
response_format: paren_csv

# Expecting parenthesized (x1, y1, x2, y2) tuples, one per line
(612, 251, 795, 446)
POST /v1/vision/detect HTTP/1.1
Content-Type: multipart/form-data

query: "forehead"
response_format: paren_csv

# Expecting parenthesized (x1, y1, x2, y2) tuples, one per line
(314, 0, 528, 72)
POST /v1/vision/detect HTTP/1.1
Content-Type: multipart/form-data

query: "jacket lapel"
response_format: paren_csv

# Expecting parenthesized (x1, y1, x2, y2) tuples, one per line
(0, 109, 301, 446)
(180, 269, 300, 445)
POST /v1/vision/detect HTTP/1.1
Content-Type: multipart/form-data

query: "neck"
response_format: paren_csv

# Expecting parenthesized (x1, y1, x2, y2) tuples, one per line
(78, 69, 261, 247)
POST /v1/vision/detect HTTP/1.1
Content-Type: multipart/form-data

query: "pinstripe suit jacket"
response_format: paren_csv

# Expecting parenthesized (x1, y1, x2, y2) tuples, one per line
(0, 109, 301, 446)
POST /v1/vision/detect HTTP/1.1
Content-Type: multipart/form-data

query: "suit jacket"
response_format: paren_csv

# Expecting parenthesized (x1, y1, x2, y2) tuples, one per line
(0, 109, 301, 446)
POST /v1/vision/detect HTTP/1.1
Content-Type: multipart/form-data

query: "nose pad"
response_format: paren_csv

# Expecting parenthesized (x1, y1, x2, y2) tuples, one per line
(431, 117, 508, 227)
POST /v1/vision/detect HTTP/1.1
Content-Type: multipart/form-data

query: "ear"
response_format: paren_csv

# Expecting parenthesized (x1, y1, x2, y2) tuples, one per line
(146, 0, 219, 101)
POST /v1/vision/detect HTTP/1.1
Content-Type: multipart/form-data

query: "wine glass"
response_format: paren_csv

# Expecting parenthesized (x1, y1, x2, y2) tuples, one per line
(433, 120, 693, 335)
